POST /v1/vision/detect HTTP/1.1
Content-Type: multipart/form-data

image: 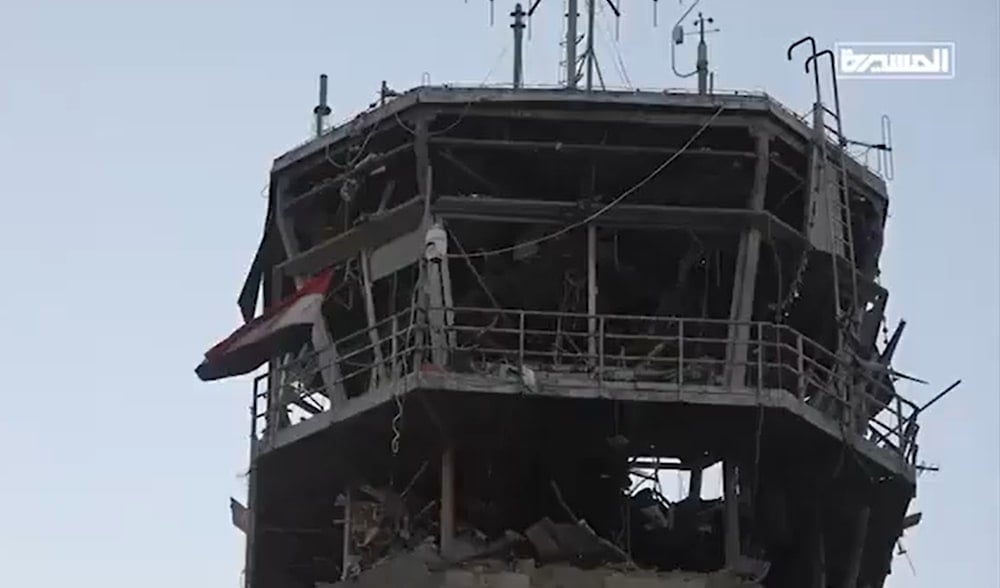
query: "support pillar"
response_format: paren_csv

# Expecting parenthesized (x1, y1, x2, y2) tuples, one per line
(587, 222, 598, 362)
(726, 132, 771, 388)
(440, 447, 456, 558)
(360, 251, 387, 389)
(425, 222, 450, 366)
(811, 510, 827, 588)
(273, 177, 347, 405)
(841, 505, 871, 588)
(340, 488, 354, 580)
(723, 460, 741, 567)
(687, 463, 704, 500)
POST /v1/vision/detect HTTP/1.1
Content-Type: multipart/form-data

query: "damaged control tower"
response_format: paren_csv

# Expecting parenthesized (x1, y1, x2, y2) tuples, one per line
(197, 7, 933, 588)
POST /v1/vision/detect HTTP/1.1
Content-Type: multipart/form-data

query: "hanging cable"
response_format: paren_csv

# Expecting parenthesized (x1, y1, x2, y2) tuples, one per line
(449, 105, 726, 260)
(597, 1, 633, 88)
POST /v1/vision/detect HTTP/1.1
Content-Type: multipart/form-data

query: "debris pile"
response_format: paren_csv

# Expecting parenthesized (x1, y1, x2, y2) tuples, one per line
(329, 479, 768, 588)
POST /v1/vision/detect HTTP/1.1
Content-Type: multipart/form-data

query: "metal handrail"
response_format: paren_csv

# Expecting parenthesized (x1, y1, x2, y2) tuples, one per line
(253, 305, 919, 464)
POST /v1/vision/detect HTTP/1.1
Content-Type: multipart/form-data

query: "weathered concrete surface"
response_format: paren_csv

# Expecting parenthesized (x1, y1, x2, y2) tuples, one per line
(325, 556, 761, 588)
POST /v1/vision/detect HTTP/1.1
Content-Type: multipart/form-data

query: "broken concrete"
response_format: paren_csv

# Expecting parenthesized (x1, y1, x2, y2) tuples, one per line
(324, 552, 760, 588)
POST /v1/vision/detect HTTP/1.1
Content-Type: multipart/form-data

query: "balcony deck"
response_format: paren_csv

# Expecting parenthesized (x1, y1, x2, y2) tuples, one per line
(250, 307, 919, 481)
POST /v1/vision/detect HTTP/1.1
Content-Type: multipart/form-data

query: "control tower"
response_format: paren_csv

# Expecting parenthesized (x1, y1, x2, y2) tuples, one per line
(197, 6, 937, 588)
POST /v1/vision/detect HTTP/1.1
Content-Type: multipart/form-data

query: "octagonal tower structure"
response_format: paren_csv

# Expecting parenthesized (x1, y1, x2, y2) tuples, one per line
(200, 38, 924, 588)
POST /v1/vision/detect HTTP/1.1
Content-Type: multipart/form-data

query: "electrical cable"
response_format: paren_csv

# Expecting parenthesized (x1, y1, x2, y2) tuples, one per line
(597, 1, 633, 88)
(324, 88, 392, 170)
(448, 105, 726, 260)
(325, 123, 379, 170)
(393, 100, 476, 139)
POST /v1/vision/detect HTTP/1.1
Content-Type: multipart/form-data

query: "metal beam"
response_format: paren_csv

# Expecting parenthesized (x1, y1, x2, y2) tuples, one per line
(430, 136, 753, 158)
(283, 142, 413, 212)
(278, 196, 424, 278)
(431, 102, 765, 129)
(433, 195, 886, 302)
(432, 195, 795, 237)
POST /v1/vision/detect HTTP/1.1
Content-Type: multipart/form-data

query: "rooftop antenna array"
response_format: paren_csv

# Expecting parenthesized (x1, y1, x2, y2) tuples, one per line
(484, 0, 707, 91)
(670, 0, 720, 94)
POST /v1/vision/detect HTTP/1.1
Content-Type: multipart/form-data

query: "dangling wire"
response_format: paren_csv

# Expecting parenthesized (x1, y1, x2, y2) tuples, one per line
(389, 285, 421, 465)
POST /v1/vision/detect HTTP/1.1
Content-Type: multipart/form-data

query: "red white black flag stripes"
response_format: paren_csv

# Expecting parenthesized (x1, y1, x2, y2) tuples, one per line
(195, 269, 334, 382)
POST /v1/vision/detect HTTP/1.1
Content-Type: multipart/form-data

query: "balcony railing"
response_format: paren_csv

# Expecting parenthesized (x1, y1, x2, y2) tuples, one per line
(252, 306, 919, 466)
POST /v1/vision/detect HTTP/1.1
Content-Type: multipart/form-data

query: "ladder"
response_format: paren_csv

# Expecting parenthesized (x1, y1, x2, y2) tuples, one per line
(820, 103, 860, 349)
(791, 42, 861, 352)
(790, 40, 864, 427)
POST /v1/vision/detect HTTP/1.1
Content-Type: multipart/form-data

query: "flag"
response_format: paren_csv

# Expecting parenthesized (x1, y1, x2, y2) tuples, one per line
(195, 269, 333, 381)
(230, 497, 250, 533)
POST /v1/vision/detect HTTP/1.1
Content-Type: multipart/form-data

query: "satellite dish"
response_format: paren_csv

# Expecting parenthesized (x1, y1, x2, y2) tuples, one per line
(672, 24, 685, 45)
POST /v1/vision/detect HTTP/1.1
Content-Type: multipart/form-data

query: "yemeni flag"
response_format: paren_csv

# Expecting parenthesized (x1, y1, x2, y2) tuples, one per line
(195, 269, 333, 381)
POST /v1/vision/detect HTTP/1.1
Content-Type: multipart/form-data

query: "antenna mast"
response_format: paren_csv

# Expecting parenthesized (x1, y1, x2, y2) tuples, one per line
(512, 3, 527, 88)
(670, 1, 720, 94)
(521, 0, 628, 90)
(313, 74, 331, 137)
(566, 0, 580, 88)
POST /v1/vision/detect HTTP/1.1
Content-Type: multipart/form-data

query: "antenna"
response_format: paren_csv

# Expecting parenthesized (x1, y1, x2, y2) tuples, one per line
(511, 3, 527, 88)
(670, 2, 720, 94)
(313, 74, 332, 138)
(510, 0, 659, 90)
(567, 0, 580, 88)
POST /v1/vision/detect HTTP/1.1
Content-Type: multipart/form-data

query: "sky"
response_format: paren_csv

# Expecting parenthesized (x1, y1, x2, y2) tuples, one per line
(0, 1, 996, 586)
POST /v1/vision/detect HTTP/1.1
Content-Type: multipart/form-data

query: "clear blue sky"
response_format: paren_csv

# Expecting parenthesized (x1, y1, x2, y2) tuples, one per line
(0, 1, 996, 586)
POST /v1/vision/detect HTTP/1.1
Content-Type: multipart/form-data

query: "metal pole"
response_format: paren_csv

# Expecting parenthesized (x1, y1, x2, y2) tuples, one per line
(314, 74, 331, 138)
(565, 0, 579, 88)
(511, 3, 526, 88)
(585, 0, 596, 91)
(340, 488, 353, 580)
(587, 223, 597, 361)
(696, 16, 708, 94)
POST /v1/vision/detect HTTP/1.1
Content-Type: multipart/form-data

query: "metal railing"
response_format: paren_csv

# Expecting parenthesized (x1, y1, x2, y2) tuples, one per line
(285, 83, 889, 181)
(252, 306, 919, 465)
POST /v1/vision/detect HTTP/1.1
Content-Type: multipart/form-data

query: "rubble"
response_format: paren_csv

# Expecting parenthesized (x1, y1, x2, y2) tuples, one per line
(326, 479, 767, 588)
(324, 556, 763, 588)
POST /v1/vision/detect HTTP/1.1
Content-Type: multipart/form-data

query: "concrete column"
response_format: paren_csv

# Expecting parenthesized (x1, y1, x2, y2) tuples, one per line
(687, 463, 704, 500)
(811, 511, 827, 588)
(425, 223, 450, 366)
(440, 447, 456, 558)
(587, 223, 598, 363)
(841, 505, 871, 588)
(272, 177, 347, 405)
(723, 460, 741, 567)
(725, 132, 771, 388)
